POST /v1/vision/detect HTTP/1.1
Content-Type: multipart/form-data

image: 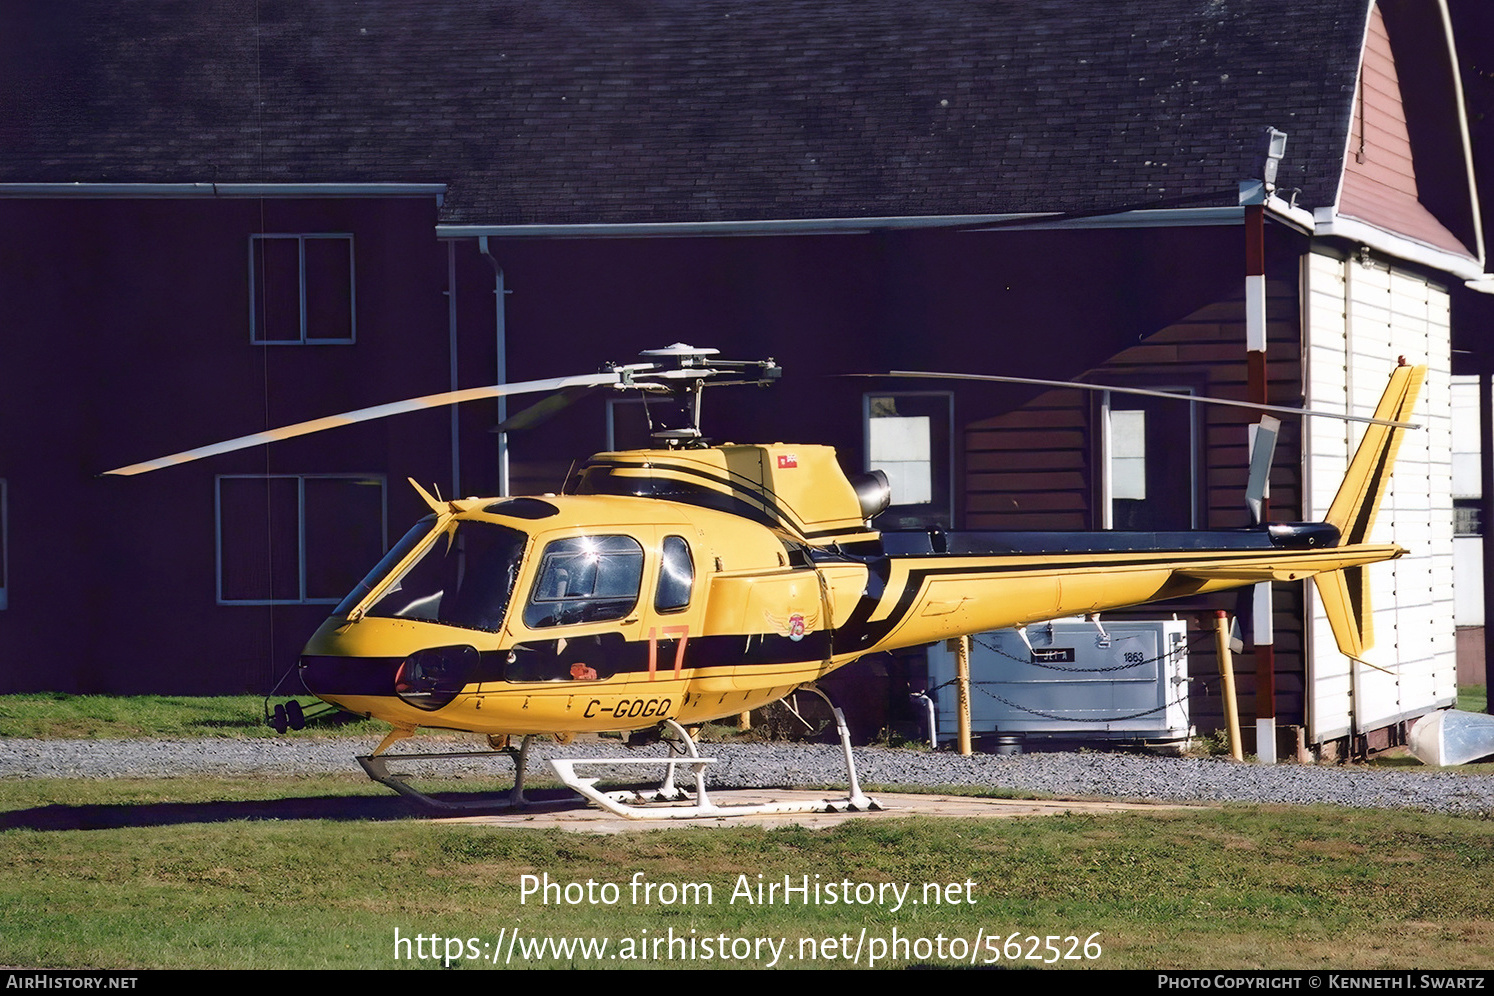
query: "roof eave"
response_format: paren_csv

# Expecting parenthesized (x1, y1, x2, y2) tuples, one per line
(1314, 208, 1486, 281)
(437, 206, 1250, 240)
(0, 182, 448, 203)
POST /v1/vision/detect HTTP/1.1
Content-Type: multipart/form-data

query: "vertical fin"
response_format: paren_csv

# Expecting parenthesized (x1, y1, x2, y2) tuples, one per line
(1322, 364, 1424, 546)
(1314, 363, 1422, 661)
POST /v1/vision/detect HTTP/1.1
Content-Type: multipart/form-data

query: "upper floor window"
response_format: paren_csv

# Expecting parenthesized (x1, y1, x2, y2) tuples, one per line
(249, 234, 356, 344)
(217, 474, 386, 604)
(606, 397, 652, 451)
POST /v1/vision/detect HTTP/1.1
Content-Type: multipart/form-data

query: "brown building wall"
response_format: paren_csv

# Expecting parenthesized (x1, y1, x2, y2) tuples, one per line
(0, 194, 451, 694)
(958, 260, 1310, 734)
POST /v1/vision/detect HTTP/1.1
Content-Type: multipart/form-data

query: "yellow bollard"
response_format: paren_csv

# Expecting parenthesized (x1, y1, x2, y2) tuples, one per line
(957, 635, 972, 756)
(1213, 611, 1244, 761)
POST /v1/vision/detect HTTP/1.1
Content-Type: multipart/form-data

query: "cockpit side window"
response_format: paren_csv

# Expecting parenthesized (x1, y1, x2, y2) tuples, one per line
(523, 535, 644, 628)
(655, 535, 694, 613)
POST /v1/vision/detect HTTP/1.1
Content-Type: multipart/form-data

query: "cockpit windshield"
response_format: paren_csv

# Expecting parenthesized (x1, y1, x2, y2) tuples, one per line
(334, 517, 527, 633)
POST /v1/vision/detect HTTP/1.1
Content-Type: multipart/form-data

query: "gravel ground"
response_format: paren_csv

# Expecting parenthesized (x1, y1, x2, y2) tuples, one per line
(4, 737, 1494, 815)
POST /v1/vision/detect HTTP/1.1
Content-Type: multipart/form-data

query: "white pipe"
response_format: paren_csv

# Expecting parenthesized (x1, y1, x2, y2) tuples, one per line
(445, 240, 460, 498)
(911, 692, 938, 748)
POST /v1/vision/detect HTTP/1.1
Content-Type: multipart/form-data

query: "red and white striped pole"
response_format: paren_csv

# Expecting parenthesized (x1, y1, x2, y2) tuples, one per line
(1245, 128, 1286, 764)
(1247, 200, 1276, 764)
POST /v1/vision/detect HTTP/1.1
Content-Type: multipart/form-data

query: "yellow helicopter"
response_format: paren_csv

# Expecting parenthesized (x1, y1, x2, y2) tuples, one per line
(105, 346, 1422, 818)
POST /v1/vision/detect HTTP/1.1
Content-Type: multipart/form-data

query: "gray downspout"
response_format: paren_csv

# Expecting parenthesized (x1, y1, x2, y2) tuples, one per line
(446, 239, 460, 499)
(478, 236, 509, 496)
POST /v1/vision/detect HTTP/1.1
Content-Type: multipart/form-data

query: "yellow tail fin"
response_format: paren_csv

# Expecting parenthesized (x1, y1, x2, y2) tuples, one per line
(1322, 363, 1425, 546)
(1313, 363, 1424, 658)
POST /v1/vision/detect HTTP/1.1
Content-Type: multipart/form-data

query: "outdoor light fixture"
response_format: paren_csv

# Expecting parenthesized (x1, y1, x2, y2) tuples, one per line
(1262, 126, 1288, 194)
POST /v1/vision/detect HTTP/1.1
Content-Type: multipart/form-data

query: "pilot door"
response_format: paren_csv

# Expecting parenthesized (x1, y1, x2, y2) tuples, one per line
(502, 528, 702, 689)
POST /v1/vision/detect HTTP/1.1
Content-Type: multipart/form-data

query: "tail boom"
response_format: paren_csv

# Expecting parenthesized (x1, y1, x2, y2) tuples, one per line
(840, 541, 1405, 660)
(838, 365, 1423, 664)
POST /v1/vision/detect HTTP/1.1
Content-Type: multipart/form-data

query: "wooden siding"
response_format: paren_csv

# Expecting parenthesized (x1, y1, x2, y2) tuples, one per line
(964, 279, 1304, 532)
(961, 273, 1308, 735)
(964, 390, 1091, 530)
(1339, 4, 1473, 258)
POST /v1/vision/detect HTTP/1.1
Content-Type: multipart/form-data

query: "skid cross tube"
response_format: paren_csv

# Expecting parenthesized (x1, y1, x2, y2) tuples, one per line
(356, 735, 537, 812)
(549, 701, 881, 820)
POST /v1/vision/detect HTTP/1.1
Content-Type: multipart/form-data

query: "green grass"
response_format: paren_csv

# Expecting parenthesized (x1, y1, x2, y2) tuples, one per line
(5, 697, 1494, 969)
(0, 693, 390, 739)
(1, 776, 1492, 969)
(1458, 684, 1489, 715)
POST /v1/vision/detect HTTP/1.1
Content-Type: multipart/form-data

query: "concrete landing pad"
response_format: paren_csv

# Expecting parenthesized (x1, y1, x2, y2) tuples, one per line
(438, 790, 1203, 833)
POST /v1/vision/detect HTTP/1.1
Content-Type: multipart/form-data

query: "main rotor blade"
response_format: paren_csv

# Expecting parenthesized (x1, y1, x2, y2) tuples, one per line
(491, 385, 599, 434)
(103, 371, 631, 476)
(864, 371, 1419, 429)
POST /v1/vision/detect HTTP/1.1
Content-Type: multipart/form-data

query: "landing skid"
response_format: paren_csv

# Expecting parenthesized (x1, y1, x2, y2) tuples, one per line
(549, 690, 882, 821)
(355, 689, 883, 820)
(356, 733, 539, 812)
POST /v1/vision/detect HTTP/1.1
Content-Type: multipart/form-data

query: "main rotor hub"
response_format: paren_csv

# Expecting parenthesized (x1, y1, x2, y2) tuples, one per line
(612, 344, 781, 446)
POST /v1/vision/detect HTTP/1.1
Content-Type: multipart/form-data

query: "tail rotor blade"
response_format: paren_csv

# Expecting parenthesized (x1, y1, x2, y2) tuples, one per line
(1244, 416, 1280, 526)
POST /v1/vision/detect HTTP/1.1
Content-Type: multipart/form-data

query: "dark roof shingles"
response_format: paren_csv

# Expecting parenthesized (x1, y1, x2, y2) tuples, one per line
(1, 1, 1371, 224)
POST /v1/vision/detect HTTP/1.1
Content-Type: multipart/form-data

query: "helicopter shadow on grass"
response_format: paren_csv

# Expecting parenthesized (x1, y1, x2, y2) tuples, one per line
(0, 788, 586, 832)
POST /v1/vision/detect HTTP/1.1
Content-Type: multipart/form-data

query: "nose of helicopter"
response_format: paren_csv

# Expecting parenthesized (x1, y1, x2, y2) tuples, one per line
(300, 638, 483, 714)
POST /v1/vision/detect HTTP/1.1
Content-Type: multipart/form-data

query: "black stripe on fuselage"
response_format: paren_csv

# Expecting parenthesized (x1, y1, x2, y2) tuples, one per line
(829, 546, 1334, 651)
(300, 629, 834, 697)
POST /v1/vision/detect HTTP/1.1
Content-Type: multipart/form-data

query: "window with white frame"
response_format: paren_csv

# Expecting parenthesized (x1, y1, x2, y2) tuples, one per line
(1452, 374, 1481, 536)
(217, 475, 386, 604)
(1103, 389, 1198, 530)
(864, 392, 953, 527)
(249, 234, 356, 344)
